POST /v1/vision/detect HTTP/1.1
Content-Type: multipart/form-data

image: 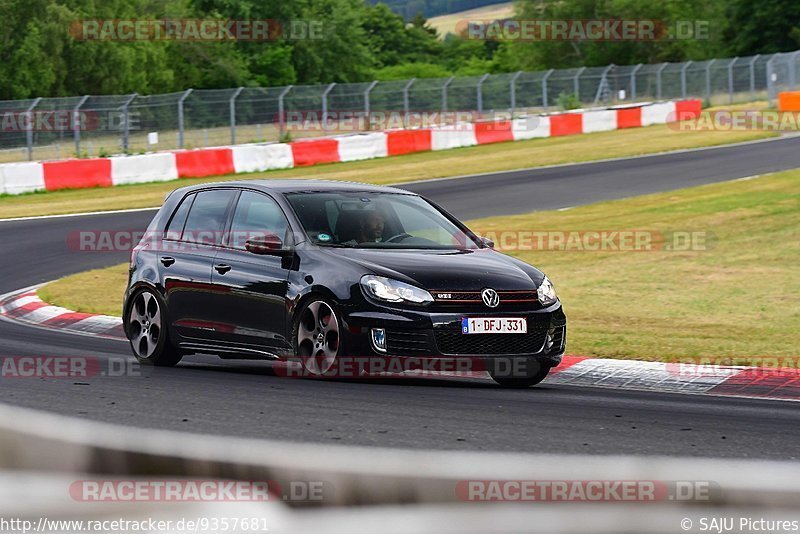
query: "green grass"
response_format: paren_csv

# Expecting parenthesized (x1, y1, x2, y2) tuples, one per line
(0, 119, 776, 220)
(39, 169, 800, 361)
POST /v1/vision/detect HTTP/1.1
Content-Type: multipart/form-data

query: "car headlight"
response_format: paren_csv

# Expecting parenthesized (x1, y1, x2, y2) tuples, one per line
(361, 275, 433, 305)
(537, 276, 558, 306)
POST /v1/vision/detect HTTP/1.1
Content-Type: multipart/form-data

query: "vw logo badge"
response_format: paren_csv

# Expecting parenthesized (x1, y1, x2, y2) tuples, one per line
(481, 288, 500, 308)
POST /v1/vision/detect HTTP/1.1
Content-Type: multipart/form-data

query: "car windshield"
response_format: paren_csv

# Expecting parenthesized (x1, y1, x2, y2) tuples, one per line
(285, 191, 480, 250)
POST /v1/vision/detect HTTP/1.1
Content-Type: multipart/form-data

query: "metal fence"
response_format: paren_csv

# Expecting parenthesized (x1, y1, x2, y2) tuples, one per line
(2, 50, 799, 163)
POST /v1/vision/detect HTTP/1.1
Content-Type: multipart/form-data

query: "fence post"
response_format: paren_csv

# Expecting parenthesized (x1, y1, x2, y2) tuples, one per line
(542, 69, 554, 108)
(728, 57, 739, 104)
(748, 55, 760, 100)
(476, 73, 490, 114)
(630, 64, 643, 100)
(573, 66, 586, 102)
(72, 95, 89, 156)
(229, 87, 243, 145)
(656, 62, 668, 100)
(121, 93, 137, 152)
(364, 80, 378, 119)
(680, 61, 692, 98)
(705, 59, 716, 102)
(510, 71, 523, 117)
(792, 51, 800, 90)
(594, 64, 613, 105)
(442, 76, 454, 112)
(402, 78, 416, 127)
(766, 55, 777, 105)
(278, 85, 293, 141)
(321, 83, 336, 120)
(177, 89, 193, 149)
(25, 98, 41, 161)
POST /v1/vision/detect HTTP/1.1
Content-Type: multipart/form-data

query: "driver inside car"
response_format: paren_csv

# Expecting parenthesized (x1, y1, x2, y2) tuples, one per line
(359, 210, 386, 243)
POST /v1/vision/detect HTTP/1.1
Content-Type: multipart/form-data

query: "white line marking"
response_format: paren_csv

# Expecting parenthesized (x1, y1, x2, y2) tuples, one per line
(0, 206, 159, 223)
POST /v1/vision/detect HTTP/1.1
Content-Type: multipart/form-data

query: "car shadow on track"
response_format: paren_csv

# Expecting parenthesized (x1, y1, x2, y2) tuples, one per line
(146, 354, 511, 389)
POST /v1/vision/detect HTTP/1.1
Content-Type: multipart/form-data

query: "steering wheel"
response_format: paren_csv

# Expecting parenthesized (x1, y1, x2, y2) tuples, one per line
(384, 233, 412, 243)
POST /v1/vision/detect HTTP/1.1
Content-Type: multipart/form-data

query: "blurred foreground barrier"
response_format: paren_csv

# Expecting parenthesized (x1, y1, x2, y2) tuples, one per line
(1, 402, 800, 510)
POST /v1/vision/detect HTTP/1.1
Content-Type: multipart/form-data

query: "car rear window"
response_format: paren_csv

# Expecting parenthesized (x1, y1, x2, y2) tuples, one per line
(182, 189, 236, 245)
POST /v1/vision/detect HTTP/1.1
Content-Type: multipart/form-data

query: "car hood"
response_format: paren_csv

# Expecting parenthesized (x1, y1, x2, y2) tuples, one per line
(333, 248, 545, 291)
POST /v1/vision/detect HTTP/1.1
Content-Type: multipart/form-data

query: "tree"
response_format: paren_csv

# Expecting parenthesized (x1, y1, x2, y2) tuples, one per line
(723, 0, 800, 55)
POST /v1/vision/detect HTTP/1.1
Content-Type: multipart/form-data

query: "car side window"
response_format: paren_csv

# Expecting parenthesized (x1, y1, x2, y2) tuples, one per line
(182, 189, 236, 245)
(164, 193, 194, 241)
(229, 191, 290, 250)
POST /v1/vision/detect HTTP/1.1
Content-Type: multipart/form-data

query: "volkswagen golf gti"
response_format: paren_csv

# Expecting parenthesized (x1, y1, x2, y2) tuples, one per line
(123, 179, 566, 387)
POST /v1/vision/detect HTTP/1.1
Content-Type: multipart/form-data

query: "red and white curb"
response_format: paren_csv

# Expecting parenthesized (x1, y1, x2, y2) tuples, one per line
(2, 285, 797, 401)
(0, 285, 124, 340)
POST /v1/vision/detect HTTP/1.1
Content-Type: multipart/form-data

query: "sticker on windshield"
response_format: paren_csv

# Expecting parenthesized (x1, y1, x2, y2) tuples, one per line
(318, 233, 332, 242)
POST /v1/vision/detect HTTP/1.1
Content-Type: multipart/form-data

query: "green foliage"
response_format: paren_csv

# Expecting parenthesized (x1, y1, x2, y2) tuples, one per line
(374, 62, 451, 80)
(556, 92, 581, 111)
(723, 0, 800, 55)
(0, 0, 796, 101)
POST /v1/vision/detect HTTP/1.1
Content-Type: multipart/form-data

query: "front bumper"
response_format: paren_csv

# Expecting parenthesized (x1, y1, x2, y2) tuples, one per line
(341, 301, 567, 368)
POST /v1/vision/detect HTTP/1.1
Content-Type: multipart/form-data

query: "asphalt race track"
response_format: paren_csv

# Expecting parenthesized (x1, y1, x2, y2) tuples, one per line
(2, 136, 800, 459)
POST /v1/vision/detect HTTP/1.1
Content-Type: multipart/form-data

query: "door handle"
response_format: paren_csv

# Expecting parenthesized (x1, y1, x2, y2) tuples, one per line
(160, 256, 176, 267)
(215, 264, 232, 275)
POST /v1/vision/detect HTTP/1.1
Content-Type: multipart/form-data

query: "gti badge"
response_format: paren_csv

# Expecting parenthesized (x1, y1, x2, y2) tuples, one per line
(481, 288, 500, 308)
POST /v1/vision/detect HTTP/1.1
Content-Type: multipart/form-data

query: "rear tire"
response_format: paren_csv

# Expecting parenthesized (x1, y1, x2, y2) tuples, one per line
(126, 288, 183, 367)
(488, 357, 551, 388)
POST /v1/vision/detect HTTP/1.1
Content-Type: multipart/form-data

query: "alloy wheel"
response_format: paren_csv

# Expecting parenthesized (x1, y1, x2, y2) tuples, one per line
(129, 292, 162, 359)
(296, 301, 340, 375)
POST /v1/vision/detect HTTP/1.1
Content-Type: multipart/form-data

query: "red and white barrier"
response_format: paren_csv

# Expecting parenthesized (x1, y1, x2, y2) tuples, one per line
(616, 106, 643, 129)
(175, 148, 234, 178)
(231, 143, 293, 173)
(0, 99, 701, 196)
(386, 129, 432, 156)
(42, 158, 112, 191)
(290, 138, 339, 167)
(0, 162, 45, 195)
(642, 101, 677, 126)
(431, 123, 477, 151)
(582, 109, 618, 133)
(111, 153, 178, 185)
(337, 133, 389, 162)
(511, 115, 551, 139)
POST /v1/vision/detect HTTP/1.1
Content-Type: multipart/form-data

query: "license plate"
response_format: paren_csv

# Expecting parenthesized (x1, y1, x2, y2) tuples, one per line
(461, 317, 527, 334)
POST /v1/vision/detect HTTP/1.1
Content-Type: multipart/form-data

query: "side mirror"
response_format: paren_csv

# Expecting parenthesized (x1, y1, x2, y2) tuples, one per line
(478, 236, 495, 249)
(245, 234, 290, 256)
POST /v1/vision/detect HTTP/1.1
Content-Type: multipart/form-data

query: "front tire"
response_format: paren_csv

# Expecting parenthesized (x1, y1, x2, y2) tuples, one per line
(488, 357, 551, 388)
(292, 297, 342, 377)
(126, 288, 183, 367)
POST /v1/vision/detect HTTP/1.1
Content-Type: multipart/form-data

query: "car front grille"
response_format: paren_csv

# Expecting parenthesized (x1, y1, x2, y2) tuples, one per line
(386, 330, 432, 356)
(434, 328, 549, 356)
(431, 290, 538, 305)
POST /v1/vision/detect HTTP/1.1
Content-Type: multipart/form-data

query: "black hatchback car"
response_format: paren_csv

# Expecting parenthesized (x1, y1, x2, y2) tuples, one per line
(124, 179, 566, 387)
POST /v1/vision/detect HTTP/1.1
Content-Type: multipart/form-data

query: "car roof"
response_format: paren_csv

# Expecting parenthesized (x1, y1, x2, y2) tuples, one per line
(171, 179, 415, 196)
